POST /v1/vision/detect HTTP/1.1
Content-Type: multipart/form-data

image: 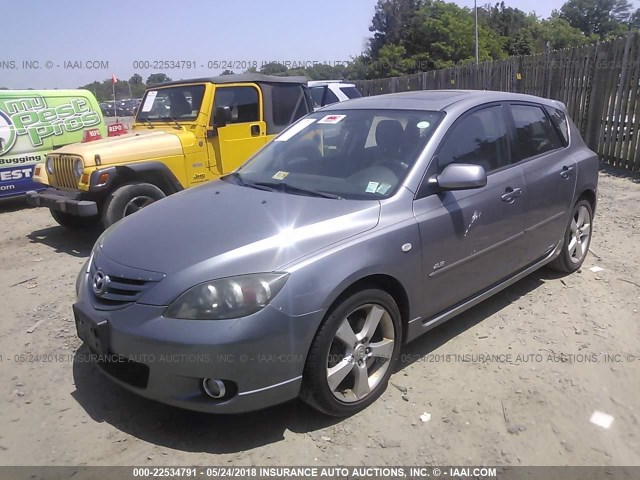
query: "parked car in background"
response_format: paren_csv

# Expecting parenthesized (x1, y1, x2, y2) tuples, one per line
(0, 89, 106, 198)
(309, 80, 362, 109)
(26, 74, 314, 228)
(73, 90, 598, 416)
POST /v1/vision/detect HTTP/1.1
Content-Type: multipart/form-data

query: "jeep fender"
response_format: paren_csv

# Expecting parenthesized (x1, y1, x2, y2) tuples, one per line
(89, 162, 184, 195)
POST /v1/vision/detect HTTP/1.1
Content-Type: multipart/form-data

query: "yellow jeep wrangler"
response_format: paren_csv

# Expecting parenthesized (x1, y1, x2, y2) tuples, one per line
(26, 74, 313, 228)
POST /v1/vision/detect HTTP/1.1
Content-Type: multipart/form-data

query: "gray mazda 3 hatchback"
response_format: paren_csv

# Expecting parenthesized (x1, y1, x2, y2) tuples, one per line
(74, 90, 598, 416)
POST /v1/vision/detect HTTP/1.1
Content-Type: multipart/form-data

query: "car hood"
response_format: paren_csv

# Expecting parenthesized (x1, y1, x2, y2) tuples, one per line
(52, 129, 185, 165)
(97, 180, 380, 303)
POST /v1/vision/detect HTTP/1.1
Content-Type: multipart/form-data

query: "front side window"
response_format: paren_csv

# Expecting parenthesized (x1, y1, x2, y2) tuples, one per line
(511, 104, 563, 161)
(213, 86, 260, 124)
(226, 109, 444, 200)
(438, 106, 510, 173)
(136, 85, 205, 122)
(324, 88, 340, 105)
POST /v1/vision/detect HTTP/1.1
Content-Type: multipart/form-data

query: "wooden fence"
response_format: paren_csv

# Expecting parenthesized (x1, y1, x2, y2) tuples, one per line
(353, 32, 640, 172)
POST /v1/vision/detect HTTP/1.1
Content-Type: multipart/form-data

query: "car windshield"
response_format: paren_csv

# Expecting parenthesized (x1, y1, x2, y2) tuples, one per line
(136, 85, 205, 122)
(227, 109, 443, 200)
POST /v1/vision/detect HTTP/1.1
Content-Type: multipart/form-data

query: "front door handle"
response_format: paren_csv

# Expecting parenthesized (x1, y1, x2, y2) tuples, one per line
(560, 165, 575, 179)
(501, 187, 522, 203)
(250, 124, 260, 136)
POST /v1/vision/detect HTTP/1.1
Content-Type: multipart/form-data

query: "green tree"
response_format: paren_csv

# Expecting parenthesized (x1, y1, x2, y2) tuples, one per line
(369, 0, 426, 59)
(559, 0, 632, 38)
(146, 73, 172, 85)
(259, 62, 288, 75)
(220, 69, 235, 75)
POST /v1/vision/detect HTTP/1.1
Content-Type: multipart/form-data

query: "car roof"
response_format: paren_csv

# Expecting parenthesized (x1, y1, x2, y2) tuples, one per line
(155, 74, 308, 87)
(321, 89, 564, 112)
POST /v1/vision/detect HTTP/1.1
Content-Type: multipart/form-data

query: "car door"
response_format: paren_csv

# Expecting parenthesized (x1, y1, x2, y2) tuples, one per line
(507, 103, 577, 264)
(206, 85, 268, 175)
(413, 104, 529, 319)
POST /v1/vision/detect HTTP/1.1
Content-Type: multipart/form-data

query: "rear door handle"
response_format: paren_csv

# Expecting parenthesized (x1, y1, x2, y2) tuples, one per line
(501, 187, 522, 203)
(250, 124, 260, 136)
(560, 165, 575, 179)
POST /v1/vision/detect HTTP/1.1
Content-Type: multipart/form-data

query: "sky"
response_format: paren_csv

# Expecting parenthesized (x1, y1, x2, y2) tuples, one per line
(1, 0, 636, 89)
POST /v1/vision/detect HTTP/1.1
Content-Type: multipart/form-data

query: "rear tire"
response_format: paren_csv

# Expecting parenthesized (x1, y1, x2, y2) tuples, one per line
(548, 199, 593, 273)
(101, 182, 165, 228)
(50, 209, 101, 229)
(300, 289, 402, 416)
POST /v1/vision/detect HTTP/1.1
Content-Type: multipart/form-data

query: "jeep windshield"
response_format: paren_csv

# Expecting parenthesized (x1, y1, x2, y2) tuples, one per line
(136, 85, 205, 122)
(226, 109, 444, 200)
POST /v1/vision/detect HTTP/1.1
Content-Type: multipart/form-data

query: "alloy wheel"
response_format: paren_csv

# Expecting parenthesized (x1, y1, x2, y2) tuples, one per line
(326, 303, 396, 403)
(568, 204, 591, 264)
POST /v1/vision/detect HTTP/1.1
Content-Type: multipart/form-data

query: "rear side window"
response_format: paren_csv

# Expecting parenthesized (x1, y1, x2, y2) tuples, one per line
(437, 105, 510, 173)
(271, 84, 311, 127)
(511, 105, 563, 161)
(340, 86, 362, 99)
(547, 107, 570, 145)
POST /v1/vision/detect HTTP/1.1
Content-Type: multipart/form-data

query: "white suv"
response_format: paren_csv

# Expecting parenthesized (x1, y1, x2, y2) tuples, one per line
(308, 80, 362, 109)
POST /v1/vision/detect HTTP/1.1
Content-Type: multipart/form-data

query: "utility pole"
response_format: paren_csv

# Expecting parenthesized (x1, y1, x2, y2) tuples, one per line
(474, 0, 479, 64)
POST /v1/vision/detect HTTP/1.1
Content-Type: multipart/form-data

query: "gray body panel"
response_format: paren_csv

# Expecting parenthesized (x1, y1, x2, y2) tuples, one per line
(74, 90, 599, 413)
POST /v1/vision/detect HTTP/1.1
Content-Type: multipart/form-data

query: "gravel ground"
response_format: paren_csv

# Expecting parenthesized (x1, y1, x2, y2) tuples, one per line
(0, 167, 638, 466)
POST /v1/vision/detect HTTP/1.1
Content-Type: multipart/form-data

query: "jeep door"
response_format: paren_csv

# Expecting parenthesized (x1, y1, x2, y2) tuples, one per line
(506, 103, 577, 264)
(206, 84, 268, 175)
(413, 104, 529, 319)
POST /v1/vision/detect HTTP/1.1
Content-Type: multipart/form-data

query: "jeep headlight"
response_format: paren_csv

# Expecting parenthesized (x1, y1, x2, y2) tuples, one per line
(45, 157, 54, 174)
(73, 158, 84, 178)
(165, 273, 289, 320)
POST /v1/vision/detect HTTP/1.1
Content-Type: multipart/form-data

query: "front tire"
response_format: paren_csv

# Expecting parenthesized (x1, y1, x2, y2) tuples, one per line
(101, 183, 165, 228)
(50, 209, 101, 229)
(549, 199, 593, 273)
(300, 289, 402, 416)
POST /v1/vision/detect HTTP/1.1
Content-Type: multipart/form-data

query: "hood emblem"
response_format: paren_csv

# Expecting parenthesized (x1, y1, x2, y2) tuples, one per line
(92, 271, 110, 296)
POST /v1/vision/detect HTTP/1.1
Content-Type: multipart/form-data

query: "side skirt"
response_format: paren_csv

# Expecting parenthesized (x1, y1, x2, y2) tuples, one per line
(405, 240, 563, 343)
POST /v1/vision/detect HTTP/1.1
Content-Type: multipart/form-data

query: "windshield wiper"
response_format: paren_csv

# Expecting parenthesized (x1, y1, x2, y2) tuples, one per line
(250, 181, 342, 199)
(222, 172, 247, 186)
(160, 116, 181, 129)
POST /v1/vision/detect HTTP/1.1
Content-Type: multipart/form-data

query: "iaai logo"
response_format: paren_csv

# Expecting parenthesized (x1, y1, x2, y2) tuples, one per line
(0, 110, 16, 156)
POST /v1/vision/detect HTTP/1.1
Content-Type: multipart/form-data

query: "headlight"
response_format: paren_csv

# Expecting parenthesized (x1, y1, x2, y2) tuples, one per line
(73, 158, 84, 178)
(165, 273, 289, 320)
(45, 157, 54, 174)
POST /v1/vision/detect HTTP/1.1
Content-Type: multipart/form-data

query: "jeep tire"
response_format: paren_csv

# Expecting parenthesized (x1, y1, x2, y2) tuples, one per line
(102, 182, 165, 228)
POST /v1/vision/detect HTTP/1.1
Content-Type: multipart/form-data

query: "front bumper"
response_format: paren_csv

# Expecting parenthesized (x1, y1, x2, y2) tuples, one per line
(72, 297, 324, 414)
(26, 188, 98, 216)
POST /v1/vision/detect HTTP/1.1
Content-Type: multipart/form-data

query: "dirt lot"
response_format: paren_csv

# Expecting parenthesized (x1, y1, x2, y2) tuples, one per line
(0, 168, 638, 467)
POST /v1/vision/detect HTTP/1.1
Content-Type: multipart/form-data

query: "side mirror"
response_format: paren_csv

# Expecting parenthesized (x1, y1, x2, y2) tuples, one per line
(436, 164, 487, 191)
(213, 106, 232, 128)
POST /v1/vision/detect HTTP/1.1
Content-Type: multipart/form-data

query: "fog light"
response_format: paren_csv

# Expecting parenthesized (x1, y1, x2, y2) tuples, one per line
(202, 378, 226, 399)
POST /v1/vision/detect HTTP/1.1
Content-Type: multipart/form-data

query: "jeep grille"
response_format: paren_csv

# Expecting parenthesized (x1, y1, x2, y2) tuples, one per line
(52, 155, 79, 189)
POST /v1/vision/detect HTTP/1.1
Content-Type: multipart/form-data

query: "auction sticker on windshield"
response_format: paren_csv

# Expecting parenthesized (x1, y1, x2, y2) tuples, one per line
(272, 171, 289, 180)
(318, 114, 346, 124)
(141, 91, 158, 112)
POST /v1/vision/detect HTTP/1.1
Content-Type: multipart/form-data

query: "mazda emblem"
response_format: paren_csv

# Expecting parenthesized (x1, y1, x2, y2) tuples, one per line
(92, 271, 110, 296)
